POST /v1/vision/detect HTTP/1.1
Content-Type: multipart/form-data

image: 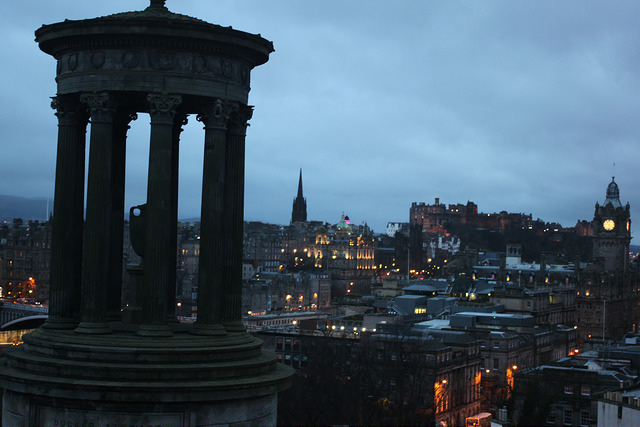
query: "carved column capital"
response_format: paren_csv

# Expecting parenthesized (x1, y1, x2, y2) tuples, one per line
(51, 95, 89, 126)
(227, 104, 253, 136)
(80, 92, 115, 123)
(147, 93, 182, 124)
(196, 98, 233, 130)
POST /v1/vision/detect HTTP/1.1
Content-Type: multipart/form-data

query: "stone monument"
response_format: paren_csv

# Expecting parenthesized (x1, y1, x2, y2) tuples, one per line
(0, 1, 292, 425)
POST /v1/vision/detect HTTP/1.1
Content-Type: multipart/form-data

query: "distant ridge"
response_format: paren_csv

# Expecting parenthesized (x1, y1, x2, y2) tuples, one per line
(0, 195, 51, 222)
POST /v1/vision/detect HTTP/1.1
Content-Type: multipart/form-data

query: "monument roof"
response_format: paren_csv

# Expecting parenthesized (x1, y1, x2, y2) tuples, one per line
(104, 0, 209, 24)
(36, 0, 274, 66)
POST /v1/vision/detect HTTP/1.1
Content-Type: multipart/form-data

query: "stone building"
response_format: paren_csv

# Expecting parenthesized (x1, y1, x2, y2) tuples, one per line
(597, 386, 640, 427)
(257, 328, 482, 426)
(575, 177, 638, 344)
(513, 353, 639, 427)
(0, 219, 51, 302)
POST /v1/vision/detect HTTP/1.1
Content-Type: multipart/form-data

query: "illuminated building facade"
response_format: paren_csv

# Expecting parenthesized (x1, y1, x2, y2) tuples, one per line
(575, 177, 638, 344)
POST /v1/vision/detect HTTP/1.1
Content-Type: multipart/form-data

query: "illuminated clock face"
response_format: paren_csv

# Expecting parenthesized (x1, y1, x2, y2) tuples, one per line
(603, 219, 615, 231)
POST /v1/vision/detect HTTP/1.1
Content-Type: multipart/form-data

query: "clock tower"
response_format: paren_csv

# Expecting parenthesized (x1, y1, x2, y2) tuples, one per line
(592, 177, 631, 272)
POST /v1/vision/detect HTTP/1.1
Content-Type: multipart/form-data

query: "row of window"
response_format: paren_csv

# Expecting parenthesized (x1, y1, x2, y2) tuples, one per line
(277, 353, 308, 368)
(564, 384, 590, 396)
(480, 358, 501, 370)
(276, 337, 301, 352)
(548, 409, 590, 426)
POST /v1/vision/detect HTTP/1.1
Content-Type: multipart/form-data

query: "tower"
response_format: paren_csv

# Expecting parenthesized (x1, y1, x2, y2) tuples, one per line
(0, 2, 291, 425)
(592, 177, 631, 272)
(291, 168, 307, 224)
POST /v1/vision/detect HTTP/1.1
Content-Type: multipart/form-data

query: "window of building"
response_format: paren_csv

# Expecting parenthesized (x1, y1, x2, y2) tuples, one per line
(618, 405, 623, 419)
(580, 410, 589, 427)
(293, 339, 300, 352)
(546, 412, 556, 424)
(276, 337, 283, 350)
(493, 358, 499, 370)
(564, 385, 574, 394)
(480, 358, 485, 369)
(284, 338, 292, 351)
(284, 354, 291, 365)
(581, 385, 590, 396)
(493, 341, 500, 349)
(564, 409, 572, 425)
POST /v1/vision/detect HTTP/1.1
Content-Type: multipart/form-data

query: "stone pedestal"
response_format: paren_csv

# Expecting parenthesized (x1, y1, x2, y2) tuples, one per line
(0, 326, 291, 426)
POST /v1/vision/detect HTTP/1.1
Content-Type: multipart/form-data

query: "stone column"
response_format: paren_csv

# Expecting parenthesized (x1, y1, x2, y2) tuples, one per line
(192, 99, 230, 336)
(222, 104, 252, 333)
(137, 93, 181, 337)
(75, 92, 116, 334)
(43, 95, 88, 330)
(166, 113, 187, 322)
(107, 111, 137, 320)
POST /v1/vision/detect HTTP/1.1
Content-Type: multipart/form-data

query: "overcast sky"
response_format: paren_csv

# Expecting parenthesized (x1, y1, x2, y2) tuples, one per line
(1, 0, 638, 241)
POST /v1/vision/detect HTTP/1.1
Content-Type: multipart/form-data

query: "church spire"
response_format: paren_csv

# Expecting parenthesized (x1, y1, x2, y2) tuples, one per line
(297, 168, 304, 199)
(291, 169, 307, 224)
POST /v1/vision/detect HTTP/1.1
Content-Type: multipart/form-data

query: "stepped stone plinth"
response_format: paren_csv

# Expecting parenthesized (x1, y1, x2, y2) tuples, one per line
(0, 1, 291, 425)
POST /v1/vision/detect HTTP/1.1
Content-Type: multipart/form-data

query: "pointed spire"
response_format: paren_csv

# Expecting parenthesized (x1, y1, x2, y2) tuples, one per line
(297, 168, 304, 199)
(291, 168, 307, 224)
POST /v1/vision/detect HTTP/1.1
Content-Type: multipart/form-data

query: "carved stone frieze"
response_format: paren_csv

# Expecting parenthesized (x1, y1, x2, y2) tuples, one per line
(148, 51, 176, 71)
(56, 50, 247, 88)
(68, 53, 78, 71)
(90, 51, 105, 69)
(193, 56, 208, 74)
(121, 51, 140, 69)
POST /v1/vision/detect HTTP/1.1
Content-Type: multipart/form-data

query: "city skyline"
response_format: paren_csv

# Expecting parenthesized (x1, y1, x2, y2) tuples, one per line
(0, 0, 637, 240)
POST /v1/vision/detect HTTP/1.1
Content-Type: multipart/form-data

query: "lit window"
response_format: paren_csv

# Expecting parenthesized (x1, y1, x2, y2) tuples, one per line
(581, 385, 590, 396)
(564, 385, 574, 394)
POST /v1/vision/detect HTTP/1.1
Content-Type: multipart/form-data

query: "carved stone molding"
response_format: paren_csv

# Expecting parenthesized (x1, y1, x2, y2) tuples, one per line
(56, 50, 248, 89)
(121, 51, 140, 69)
(90, 51, 105, 69)
(196, 98, 233, 130)
(227, 104, 253, 136)
(51, 95, 89, 126)
(80, 92, 113, 117)
(147, 94, 182, 124)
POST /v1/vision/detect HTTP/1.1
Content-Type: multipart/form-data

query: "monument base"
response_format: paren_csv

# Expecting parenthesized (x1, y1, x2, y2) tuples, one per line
(3, 389, 277, 427)
(0, 324, 292, 427)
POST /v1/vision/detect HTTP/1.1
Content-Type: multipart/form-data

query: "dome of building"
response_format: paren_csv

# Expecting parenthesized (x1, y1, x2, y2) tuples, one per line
(604, 177, 622, 208)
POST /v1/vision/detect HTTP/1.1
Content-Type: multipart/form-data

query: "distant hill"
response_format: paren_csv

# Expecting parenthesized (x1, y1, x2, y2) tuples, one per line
(0, 195, 51, 223)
